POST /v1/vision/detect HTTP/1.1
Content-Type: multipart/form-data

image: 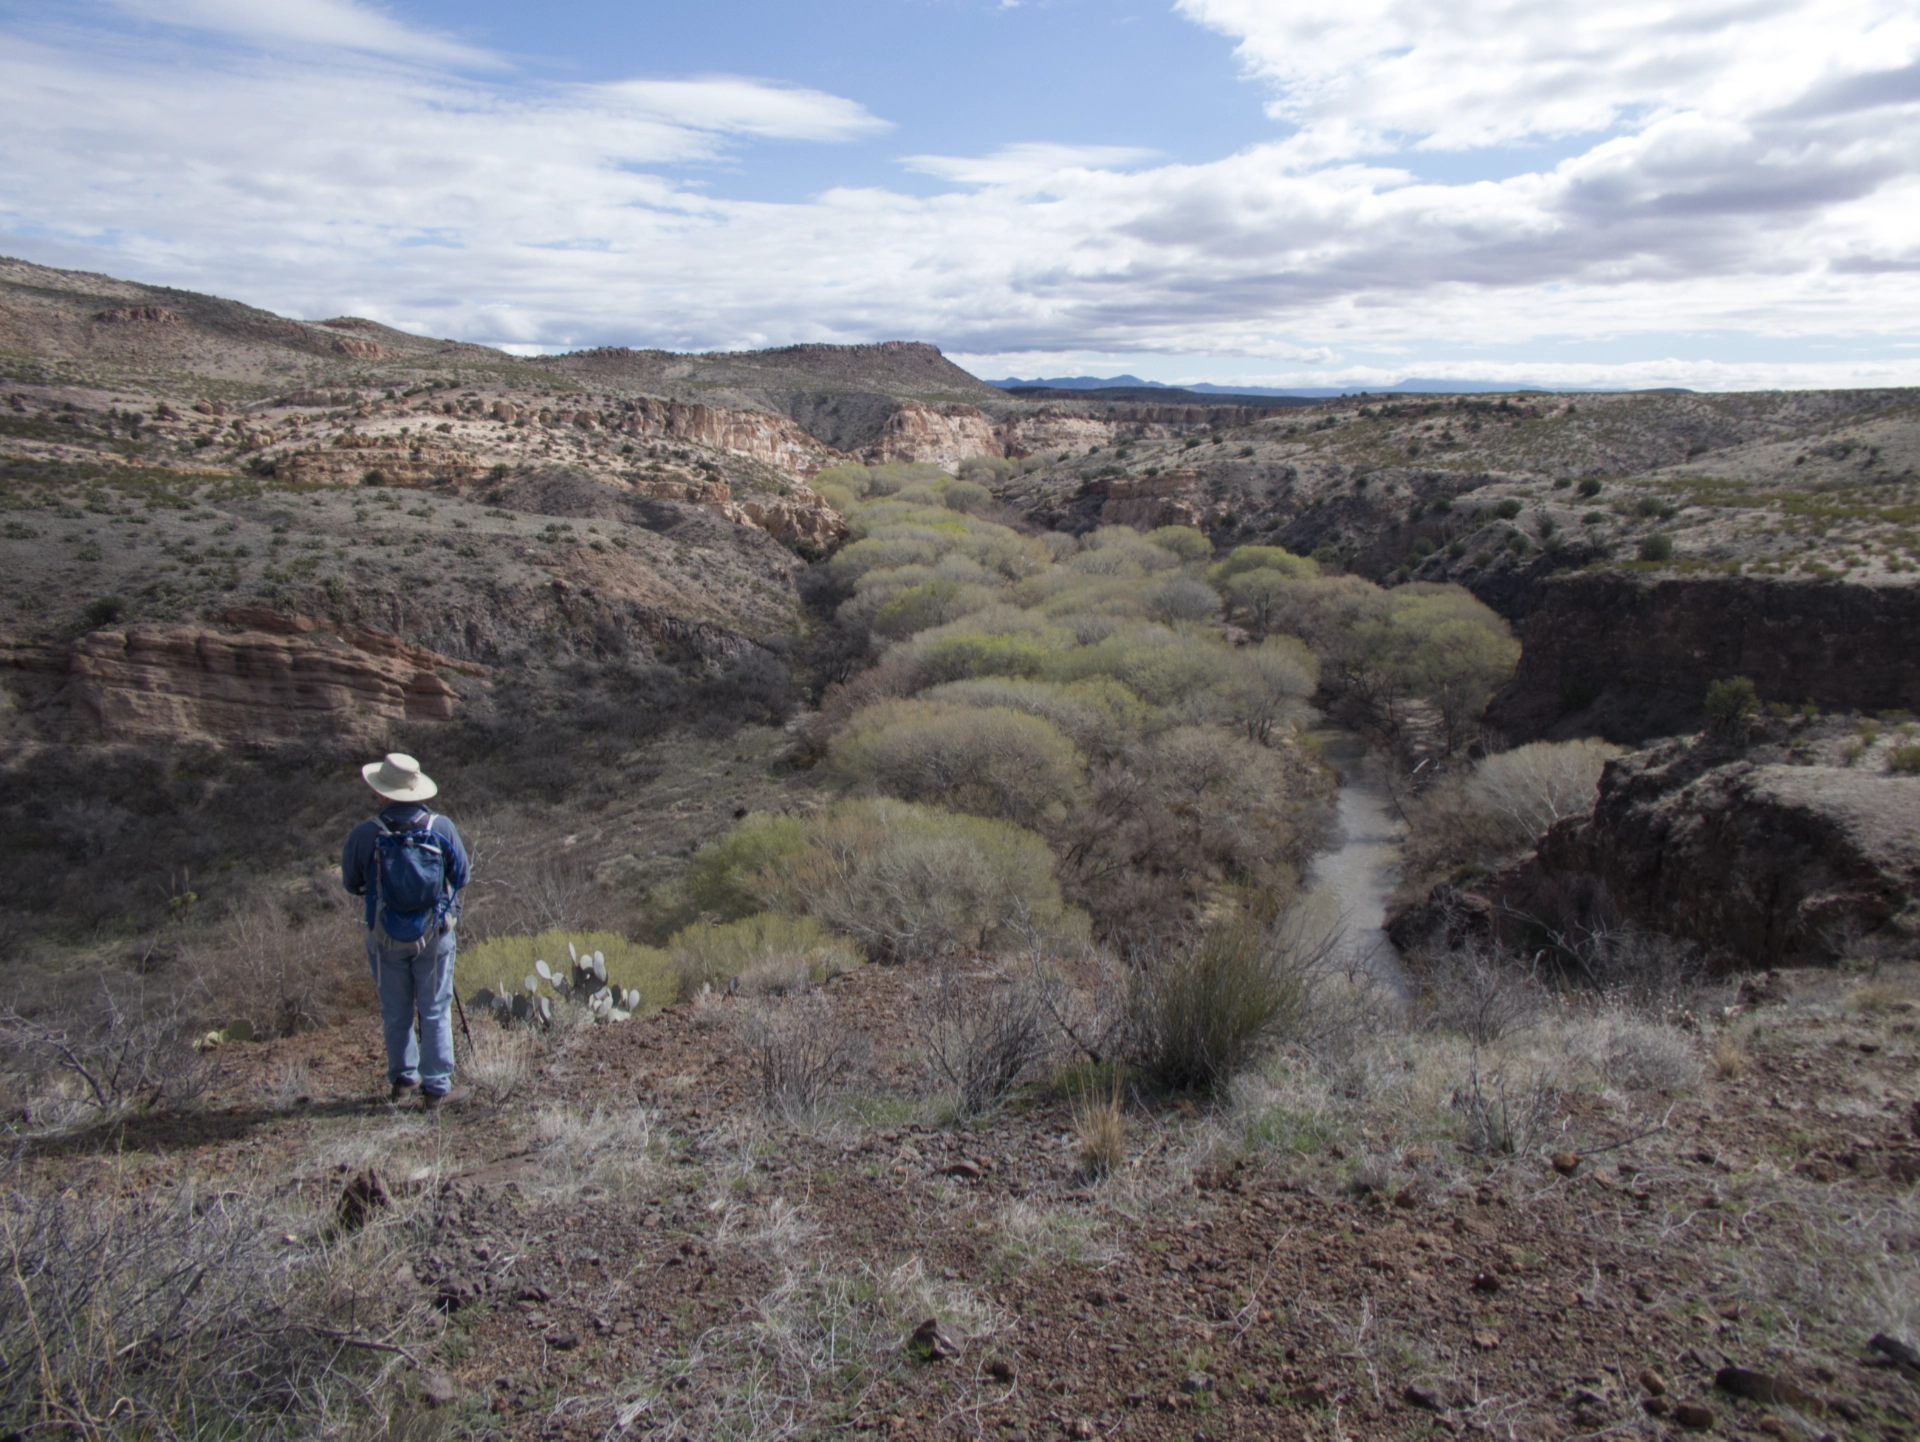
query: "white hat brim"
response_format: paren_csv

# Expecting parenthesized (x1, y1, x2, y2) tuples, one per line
(362, 759, 438, 801)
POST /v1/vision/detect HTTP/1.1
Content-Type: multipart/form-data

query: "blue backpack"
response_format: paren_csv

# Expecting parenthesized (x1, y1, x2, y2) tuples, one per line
(373, 812, 450, 945)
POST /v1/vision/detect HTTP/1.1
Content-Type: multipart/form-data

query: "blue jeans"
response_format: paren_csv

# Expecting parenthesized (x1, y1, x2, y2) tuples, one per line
(367, 926, 455, 1095)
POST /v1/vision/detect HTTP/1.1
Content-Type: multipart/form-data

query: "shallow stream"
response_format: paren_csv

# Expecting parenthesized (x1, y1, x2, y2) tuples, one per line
(1296, 733, 1411, 999)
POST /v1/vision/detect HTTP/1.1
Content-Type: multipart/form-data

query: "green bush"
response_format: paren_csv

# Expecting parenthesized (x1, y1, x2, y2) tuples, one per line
(1126, 922, 1314, 1093)
(1577, 478, 1603, 497)
(687, 813, 809, 921)
(1146, 526, 1214, 561)
(920, 675, 1152, 757)
(752, 798, 1086, 963)
(668, 912, 863, 997)
(828, 698, 1083, 826)
(1207, 544, 1318, 584)
(942, 479, 993, 513)
(1638, 533, 1674, 562)
(462, 930, 677, 1013)
(81, 595, 124, 629)
(1704, 675, 1760, 728)
(1887, 744, 1920, 776)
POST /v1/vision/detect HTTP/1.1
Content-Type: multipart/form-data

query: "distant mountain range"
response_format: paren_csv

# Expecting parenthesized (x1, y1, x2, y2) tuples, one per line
(986, 374, 1667, 397)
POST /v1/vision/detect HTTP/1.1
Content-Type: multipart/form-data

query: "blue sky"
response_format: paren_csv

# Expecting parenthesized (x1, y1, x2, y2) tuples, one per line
(1, 0, 1918, 390)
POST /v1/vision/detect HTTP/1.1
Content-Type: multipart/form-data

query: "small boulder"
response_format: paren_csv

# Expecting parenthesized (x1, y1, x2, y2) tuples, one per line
(911, 1316, 966, 1361)
(1672, 1401, 1715, 1430)
(335, 1168, 391, 1231)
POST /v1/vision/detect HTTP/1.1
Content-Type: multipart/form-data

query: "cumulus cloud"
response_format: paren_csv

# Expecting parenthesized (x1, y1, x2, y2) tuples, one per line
(2, 1, 1918, 386)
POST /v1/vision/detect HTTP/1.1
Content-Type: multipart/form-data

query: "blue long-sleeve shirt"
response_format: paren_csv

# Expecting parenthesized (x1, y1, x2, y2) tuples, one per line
(341, 802, 469, 930)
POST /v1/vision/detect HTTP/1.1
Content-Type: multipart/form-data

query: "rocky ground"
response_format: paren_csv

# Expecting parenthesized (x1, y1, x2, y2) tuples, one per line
(19, 956, 1918, 1442)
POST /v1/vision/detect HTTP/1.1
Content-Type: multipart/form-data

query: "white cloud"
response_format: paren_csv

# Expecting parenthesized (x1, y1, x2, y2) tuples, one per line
(903, 143, 1161, 186)
(596, 77, 890, 142)
(2, 2, 1918, 387)
(112, 0, 496, 67)
(1177, 0, 1920, 158)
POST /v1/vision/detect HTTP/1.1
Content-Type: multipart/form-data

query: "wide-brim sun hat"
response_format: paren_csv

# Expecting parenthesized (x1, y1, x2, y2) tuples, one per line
(362, 752, 438, 802)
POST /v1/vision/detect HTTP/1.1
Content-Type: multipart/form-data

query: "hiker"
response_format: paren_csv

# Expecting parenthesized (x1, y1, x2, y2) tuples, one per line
(341, 753, 469, 1110)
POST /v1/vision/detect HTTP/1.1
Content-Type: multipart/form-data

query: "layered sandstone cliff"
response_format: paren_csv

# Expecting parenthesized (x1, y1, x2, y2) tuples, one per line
(1, 611, 486, 746)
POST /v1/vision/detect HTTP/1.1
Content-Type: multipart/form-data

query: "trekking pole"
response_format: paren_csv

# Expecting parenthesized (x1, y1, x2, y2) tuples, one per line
(452, 985, 474, 1055)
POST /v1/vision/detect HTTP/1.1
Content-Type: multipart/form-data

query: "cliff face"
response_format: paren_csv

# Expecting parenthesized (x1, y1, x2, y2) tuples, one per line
(1, 611, 485, 746)
(863, 401, 1001, 469)
(1485, 574, 1920, 743)
(1390, 727, 1920, 970)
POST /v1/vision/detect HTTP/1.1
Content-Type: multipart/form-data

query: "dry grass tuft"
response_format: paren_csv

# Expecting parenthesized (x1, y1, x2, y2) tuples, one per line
(530, 1102, 663, 1200)
(1711, 1031, 1748, 1078)
(1846, 978, 1913, 1014)
(462, 1025, 533, 1107)
(1072, 1074, 1128, 1177)
(0, 1184, 431, 1440)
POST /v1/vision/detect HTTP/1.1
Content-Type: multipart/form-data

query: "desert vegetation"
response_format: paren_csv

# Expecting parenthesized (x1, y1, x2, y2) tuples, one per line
(6, 260, 1920, 1441)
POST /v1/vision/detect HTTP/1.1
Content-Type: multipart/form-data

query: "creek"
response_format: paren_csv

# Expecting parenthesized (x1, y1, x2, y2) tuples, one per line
(1297, 733, 1410, 999)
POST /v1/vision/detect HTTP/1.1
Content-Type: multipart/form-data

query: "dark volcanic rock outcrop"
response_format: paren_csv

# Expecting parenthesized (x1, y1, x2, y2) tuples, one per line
(1486, 574, 1920, 743)
(1394, 729, 1920, 969)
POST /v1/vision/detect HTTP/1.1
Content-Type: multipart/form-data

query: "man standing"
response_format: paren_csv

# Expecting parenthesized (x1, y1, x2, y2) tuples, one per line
(341, 753, 469, 1111)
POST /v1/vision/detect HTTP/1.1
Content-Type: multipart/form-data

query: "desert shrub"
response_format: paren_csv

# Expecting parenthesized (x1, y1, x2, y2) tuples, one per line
(1208, 544, 1319, 583)
(1146, 525, 1214, 561)
(1451, 1056, 1562, 1157)
(1704, 675, 1760, 729)
(463, 929, 678, 1012)
(920, 675, 1152, 758)
(741, 995, 868, 1121)
(1467, 738, 1621, 842)
(1408, 945, 1542, 1045)
(870, 579, 1001, 639)
(687, 813, 810, 921)
(1225, 636, 1318, 743)
(191, 900, 365, 1038)
(908, 623, 1066, 686)
(1125, 920, 1322, 1092)
(669, 913, 864, 997)
(81, 594, 124, 629)
(942, 479, 993, 513)
(0, 980, 209, 1128)
(1541, 921, 1708, 1011)
(1216, 566, 1300, 632)
(0, 1187, 424, 1441)
(747, 798, 1086, 963)
(464, 1026, 534, 1105)
(1890, 744, 1920, 775)
(915, 964, 1060, 1117)
(1060, 726, 1322, 935)
(1574, 1011, 1702, 1092)
(1144, 574, 1222, 624)
(1264, 575, 1517, 749)
(829, 698, 1082, 827)
(1043, 624, 1235, 706)
(1639, 532, 1674, 562)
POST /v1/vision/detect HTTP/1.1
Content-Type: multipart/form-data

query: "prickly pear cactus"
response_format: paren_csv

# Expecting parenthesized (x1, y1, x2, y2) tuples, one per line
(471, 940, 642, 1030)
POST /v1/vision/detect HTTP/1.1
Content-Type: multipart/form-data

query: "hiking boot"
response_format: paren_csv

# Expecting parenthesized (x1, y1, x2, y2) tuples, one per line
(389, 1079, 418, 1104)
(420, 1087, 467, 1114)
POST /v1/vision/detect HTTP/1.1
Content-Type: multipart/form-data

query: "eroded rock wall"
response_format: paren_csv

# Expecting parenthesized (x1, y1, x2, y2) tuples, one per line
(1486, 574, 1920, 743)
(1, 612, 486, 746)
(1393, 730, 1920, 969)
